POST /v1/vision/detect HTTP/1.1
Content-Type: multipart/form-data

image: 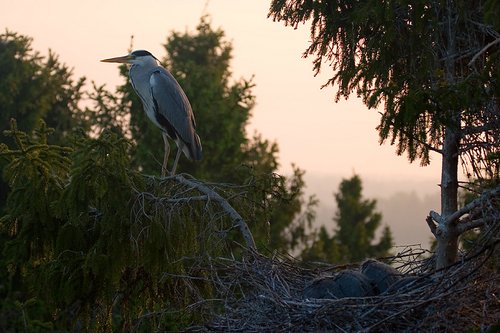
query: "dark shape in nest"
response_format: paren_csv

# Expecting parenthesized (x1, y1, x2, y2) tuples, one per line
(303, 259, 422, 299)
(361, 259, 404, 294)
(303, 269, 376, 299)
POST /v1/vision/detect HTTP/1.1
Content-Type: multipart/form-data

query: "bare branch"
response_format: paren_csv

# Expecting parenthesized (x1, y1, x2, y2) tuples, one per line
(426, 215, 437, 236)
(163, 195, 209, 204)
(468, 36, 500, 66)
(173, 175, 257, 250)
(429, 210, 443, 224)
(461, 122, 500, 136)
(457, 217, 493, 234)
(449, 187, 500, 226)
(459, 141, 500, 153)
(428, 187, 499, 233)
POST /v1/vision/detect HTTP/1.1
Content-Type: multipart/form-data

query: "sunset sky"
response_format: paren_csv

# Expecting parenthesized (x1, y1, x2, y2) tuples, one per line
(1, 0, 444, 191)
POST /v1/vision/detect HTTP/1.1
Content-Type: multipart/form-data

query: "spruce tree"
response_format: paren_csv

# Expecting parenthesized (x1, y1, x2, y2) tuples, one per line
(302, 175, 393, 263)
(269, 0, 500, 268)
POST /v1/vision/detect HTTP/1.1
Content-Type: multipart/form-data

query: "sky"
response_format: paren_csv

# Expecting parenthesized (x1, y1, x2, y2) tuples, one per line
(1, 0, 447, 246)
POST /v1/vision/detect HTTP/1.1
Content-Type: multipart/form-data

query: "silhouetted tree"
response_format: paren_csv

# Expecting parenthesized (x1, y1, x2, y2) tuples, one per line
(269, 0, 500, 268)
(302, 175, 393, 263)
(0, 31, 89, 211)
(0, 31, 87, 141)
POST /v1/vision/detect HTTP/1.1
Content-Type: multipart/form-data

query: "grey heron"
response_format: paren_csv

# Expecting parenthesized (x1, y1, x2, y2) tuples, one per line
(101, 50, 202, 176)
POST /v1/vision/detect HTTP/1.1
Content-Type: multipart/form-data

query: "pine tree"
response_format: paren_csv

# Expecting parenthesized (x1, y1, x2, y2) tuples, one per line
(302, 175, 393, 263)
(0, 121, 226, 331)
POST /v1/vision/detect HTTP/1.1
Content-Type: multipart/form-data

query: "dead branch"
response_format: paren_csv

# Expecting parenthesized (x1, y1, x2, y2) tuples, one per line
(468, 36, 500, 66)
(172, 174, 257, 250)
(132, 174, 258, 252)
(426, 215, 437, 236)
(427, 186, 500, 231)
(428, 210, 443, 228)
(449, 186, 500, 226)
(457, 217, 493, 234)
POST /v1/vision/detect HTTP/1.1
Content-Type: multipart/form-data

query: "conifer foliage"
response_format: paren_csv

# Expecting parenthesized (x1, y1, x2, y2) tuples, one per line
(0, 120, 262, 331)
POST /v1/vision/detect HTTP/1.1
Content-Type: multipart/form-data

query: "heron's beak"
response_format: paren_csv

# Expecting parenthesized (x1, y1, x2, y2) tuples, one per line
(100, 55, 133, 63)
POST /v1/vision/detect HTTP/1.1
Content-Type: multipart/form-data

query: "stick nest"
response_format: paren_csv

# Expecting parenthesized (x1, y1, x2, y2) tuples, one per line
(138, 176, 499, 332)
(182, 243, 498, 332)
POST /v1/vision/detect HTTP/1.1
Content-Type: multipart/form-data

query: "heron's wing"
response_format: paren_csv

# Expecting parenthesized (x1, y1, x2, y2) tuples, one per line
(150, 69, 202, 160)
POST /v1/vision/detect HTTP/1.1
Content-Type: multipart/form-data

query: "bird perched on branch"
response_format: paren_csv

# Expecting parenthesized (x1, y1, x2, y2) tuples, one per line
(101, 50, 202, 176)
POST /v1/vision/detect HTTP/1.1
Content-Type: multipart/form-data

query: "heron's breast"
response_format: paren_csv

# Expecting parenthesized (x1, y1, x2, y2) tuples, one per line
(143, 103, 159, 125)
(132, 80, 161, 128)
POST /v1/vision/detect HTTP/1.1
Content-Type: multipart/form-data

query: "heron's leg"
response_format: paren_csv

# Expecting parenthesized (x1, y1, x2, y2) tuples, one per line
(161, 133, 170, 177)
(170, 147, 182, 175)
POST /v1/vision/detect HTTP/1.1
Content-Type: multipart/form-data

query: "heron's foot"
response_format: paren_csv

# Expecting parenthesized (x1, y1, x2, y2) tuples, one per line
(161, 169, 177, 177)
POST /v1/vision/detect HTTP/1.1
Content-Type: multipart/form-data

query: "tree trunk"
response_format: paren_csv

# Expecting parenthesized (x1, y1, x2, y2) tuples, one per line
(435, 1, 461, 269)
(435, 125, 460, 269)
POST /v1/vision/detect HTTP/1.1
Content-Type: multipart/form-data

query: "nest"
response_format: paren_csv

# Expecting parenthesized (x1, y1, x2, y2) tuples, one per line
(139, 178, 498, 332)
(135, 177, 499, 331)
(179, 240, 498, 333)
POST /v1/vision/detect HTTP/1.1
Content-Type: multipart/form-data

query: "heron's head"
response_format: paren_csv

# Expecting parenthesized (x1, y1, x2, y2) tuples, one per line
(101, 50, 159, 66)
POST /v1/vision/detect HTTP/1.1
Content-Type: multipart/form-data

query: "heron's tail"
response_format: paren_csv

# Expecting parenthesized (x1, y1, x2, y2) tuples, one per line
(189, 133, 203, 161)
(182, 133, 203, 161)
